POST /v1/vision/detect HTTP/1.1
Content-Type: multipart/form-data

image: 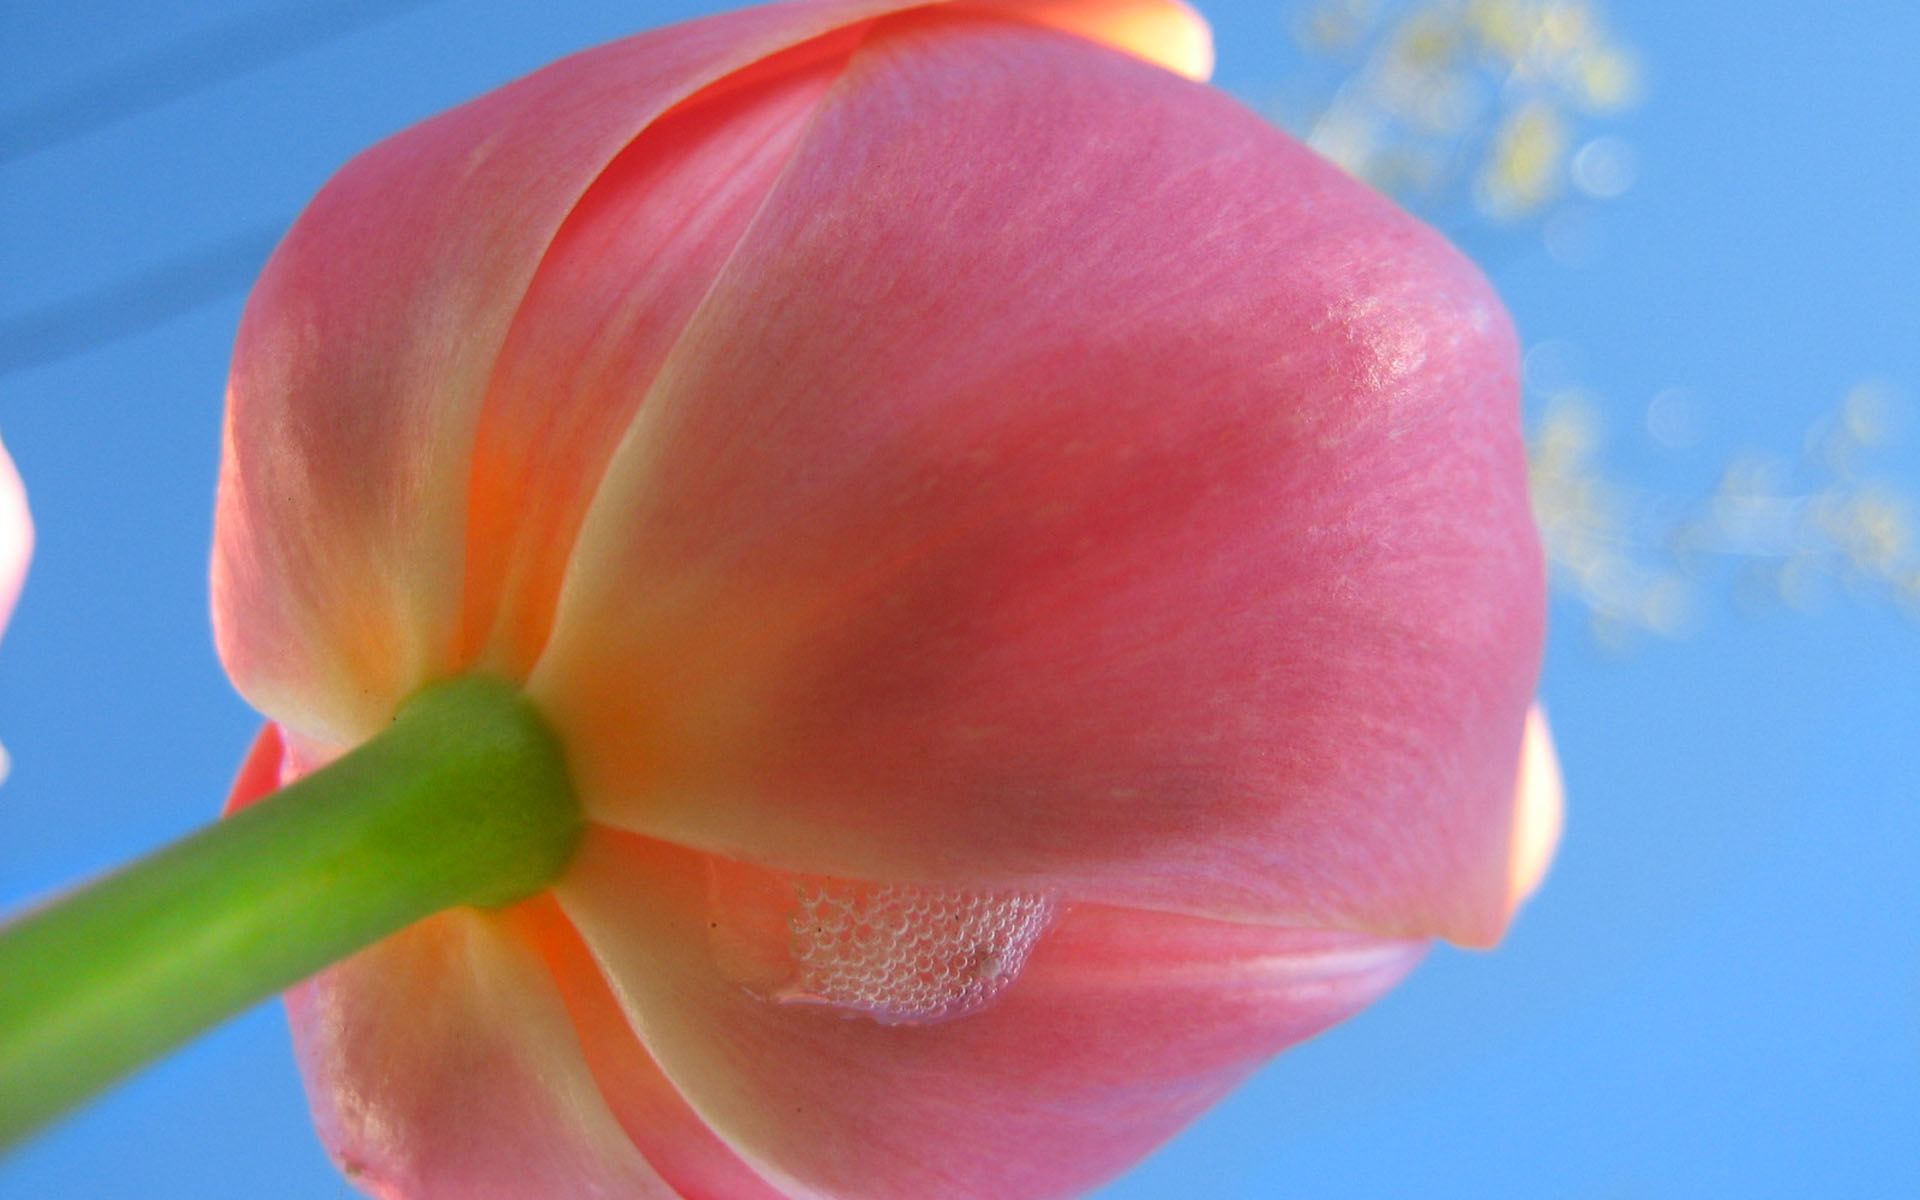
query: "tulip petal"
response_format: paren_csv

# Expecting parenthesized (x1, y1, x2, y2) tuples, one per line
(213, 0, 1216, 748)
(521, 897, 796, 1200)
(221, 726, 679, 1198)
(212, 0, 878, 745)
(0, 434, 30, 646)
(455, 41, 852, 680)
(219, 722, 286, 818)
(531, 16, 1542, 945)
(558, 830, 1424, 1200)
(284, 913, 678, 1200)
(457, 0, 1210, 680)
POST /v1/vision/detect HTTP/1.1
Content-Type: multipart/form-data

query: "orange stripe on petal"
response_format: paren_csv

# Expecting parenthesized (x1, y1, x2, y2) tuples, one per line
(284, 911, 676, 1199)
(458, 34, 855, 680)
(520, 897, 792, 1200)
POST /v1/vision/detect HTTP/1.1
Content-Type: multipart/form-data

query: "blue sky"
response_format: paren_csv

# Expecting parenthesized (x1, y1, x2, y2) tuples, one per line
(2, 1, 1916, 1196)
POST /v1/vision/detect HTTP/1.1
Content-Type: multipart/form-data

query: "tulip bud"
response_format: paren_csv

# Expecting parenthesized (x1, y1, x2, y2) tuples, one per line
(213, 1, 1552, 1195)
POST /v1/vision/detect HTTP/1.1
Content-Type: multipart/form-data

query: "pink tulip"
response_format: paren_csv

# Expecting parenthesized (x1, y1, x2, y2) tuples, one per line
(213, 0, 1555, 1194)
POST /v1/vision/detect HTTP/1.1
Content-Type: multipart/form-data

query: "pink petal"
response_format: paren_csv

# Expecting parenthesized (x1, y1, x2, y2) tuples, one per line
(457, 0, 1207, 680)
(284, 912, 677, 1200)
(556, 829, 1428, 1198)
(454, 36, 853, 681)
(224, 732, 696, 1197)
(213, 0, 1212, 748)
(530, 15, 1542, 946)
(0, 434, 30, 645)
(220, 722, 285, 818)
(212, 0, 872, 745)
(523, 897, 794, 1200)
(558, 830, 1425, 1200)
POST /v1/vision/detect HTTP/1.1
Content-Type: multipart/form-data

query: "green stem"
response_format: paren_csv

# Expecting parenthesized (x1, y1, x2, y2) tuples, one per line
(0, 676, 581, 1148)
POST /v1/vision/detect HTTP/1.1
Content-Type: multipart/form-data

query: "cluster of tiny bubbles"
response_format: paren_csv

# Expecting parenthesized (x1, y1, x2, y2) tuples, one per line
(776, 878, 1055, 1026)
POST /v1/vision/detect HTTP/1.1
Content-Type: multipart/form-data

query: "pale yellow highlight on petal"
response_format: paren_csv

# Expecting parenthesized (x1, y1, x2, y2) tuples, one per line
(973, 0, 1215, 81)
(1509, 705, 1564, 906)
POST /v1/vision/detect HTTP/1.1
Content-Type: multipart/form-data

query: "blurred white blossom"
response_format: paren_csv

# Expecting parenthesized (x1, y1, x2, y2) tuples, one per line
(1286, 3, 1916, 640)
(1530, 383, 1919, 641)
(1283, 0, 1642, 226)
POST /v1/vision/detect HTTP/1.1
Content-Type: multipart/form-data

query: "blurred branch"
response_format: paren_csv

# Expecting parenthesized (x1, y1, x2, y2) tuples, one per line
(0, 0, 442, 164)
(0, 0, 450, 373)
(0, 226, 280, 377)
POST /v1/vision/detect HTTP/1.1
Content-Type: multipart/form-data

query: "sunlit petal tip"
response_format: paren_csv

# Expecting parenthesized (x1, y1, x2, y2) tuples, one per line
(1508, 705, 1565, 911)
(981, 0, 1216, 81)
(0, 434, 32, 644)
